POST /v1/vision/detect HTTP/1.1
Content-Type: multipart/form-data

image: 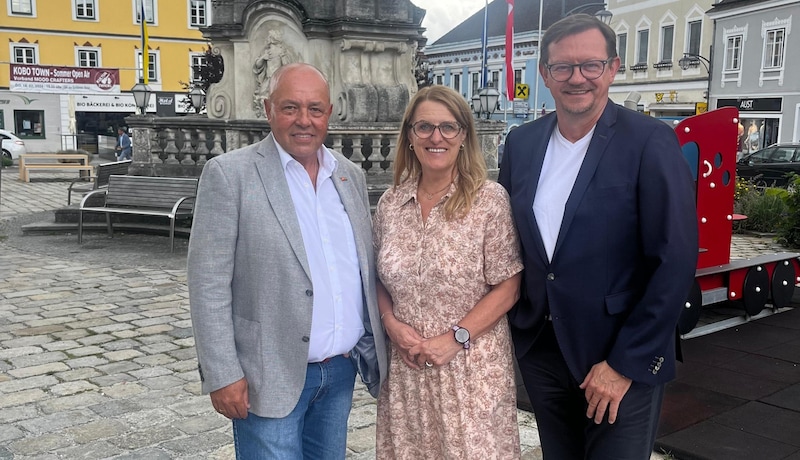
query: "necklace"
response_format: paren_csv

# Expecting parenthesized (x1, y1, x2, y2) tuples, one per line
(419, 182, 452, 200)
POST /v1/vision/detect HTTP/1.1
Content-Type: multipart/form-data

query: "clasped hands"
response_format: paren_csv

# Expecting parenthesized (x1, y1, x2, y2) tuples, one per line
(383, 316, 460, 370)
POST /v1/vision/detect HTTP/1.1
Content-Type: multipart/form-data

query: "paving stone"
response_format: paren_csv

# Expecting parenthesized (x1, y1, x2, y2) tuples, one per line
(76, 333, 115, 346)
(107, 425, 183, 450)
(7, 362, 70, 378)
(101, 381, 148, 399)
(88, 398, 144, 417)
(0, 375, 59, 394)
(40, 340, 81, 351)
(134, 353, 177, 367)
(65, 355, 109, 369)
(139, 375, 186, 391)
(0, 405, 38, 424)
(171, 414, 229, 435)
(53, 440, 124, 460)
(50, 380, 98, 396)
(63, 419, 127, 444)
(9, 351, 68, 368)
(169, 397, 216, 417)
(160, 431, 232, 456)
(111, 447, 172, 460)
(103, 349, 145, 361)
(91, 373, 138, 387)
(37, 392, 109, 415)
(101, 338, 142, 351)
(140, 342, 180, 354)
(65, 345, 106, 357)
(18, 409, 94, 435)
(136, 324, 175, 335)
(8, 432, 72, 455)
(96, 361, 141, 374)
(0, 425, 25, 444)
(0, 345, 43, 360)
(55, 367, 102, 382)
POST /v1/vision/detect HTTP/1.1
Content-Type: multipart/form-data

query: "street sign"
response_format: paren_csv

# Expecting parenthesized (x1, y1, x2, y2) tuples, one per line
(515, 83, 529, 100)
(513, 101, 529, 118)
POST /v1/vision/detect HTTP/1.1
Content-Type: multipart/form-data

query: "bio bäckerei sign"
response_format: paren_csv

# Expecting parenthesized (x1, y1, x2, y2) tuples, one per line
(10, 64, 120, 94)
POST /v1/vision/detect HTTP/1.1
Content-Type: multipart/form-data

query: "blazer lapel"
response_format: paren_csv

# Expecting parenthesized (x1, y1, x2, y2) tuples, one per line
(331, 164, 370, 279)
(552, 102, 618, 259)
(255, 134, 313, 281)
(526, 116, 558, 266)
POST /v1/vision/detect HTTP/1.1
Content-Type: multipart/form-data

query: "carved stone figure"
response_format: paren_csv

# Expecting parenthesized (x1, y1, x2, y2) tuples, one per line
(252, 28, 298, 116)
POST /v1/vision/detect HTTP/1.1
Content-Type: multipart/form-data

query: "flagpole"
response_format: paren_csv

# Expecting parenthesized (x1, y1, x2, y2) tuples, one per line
(481, 0, 488, 87)
(533, 0, 543, 120)
(140, 0, 149, 86)
(504, 0, 514, 127)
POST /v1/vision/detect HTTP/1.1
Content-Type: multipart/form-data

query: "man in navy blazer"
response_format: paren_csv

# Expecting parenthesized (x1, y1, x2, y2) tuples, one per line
(499, 15, 698, 459)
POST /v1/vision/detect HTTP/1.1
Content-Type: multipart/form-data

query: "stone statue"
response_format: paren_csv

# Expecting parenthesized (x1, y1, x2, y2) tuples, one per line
(252, 28, 297, 116)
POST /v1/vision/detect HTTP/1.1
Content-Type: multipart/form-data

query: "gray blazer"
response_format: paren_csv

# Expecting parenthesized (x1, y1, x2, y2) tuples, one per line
(188, 134, 388, 418)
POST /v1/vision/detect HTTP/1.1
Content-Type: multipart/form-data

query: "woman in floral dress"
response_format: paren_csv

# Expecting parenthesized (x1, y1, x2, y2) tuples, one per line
(374, 85, 523, 459)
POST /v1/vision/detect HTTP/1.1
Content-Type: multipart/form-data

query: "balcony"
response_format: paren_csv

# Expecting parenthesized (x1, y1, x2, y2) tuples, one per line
(630, 63, 648, 72)
(653, 60, 673, 70)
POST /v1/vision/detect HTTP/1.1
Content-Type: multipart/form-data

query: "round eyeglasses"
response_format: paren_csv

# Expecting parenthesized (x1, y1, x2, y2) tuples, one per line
(409, 121, 463, 139)
(544, 59, 609, 82)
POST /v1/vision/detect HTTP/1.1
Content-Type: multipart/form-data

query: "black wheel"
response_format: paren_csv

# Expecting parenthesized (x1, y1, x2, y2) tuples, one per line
(741, 265, 769, 316)
(678, 281, 703, 334)
(2, 149, 11, 160)
(770, 260, 796, 309)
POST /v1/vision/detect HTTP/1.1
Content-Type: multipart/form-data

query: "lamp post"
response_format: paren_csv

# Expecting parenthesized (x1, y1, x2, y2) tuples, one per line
(679, 53, 712, 103)
(130, 80, 152, 115)
(562, 2, 613, 24)
(473, 83, 500, 120)
(188, 86, 205, 114)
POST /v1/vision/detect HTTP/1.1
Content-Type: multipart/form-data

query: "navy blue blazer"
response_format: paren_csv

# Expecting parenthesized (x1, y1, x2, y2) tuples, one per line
(498, 101, 698, 385)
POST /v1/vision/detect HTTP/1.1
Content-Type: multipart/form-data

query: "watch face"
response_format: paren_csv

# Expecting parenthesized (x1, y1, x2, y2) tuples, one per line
(455, 327, 470, 344)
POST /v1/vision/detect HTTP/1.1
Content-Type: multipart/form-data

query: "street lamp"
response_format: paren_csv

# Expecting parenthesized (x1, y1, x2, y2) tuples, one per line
(678, 53, 710, 72)
(473, 83, 500, 120)
(563, 3, 613, 24)
(130, 81, 152, 115)
(188, 86, 204, 114)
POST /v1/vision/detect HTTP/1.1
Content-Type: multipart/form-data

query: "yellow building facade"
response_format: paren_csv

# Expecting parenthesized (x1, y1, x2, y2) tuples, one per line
(1, 0, 210, 153)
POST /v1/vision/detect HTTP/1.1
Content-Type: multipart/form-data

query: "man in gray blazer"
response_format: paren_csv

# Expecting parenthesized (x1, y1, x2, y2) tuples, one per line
(188, 63, 387, 459)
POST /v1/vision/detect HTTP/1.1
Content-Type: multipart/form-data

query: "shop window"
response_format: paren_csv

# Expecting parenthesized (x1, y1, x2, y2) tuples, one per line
(14, 110, 45, 139)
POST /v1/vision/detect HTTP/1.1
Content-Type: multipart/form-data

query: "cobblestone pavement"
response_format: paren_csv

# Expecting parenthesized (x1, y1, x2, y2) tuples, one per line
(2, 167, 778, 459)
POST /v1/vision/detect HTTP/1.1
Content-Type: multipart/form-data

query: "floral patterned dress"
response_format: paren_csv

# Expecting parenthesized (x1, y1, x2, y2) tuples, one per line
(374, 179, 524, 459)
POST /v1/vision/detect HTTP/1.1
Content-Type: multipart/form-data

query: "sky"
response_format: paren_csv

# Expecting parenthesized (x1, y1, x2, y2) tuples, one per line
(413, 0, 489, 43)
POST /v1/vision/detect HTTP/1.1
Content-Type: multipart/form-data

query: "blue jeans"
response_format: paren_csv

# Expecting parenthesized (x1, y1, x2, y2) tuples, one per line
(232, 355, 356, 460)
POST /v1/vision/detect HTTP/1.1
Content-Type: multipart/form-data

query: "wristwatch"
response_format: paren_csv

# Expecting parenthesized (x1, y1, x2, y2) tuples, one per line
(452, 325, 470, 349)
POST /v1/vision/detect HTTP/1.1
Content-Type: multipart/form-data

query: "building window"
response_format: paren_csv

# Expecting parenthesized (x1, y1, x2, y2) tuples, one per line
(435, 74, 443, 85)
(471, 72, 479, 95)
(491, 70, 499, 89)
(514, 69, 522, 85)
(14, 110, 45, 139)
(77, 49, 100, 67)
(764, 28, 785, 69)
(660, 25, 674, 62)
(617, 33, 627, 66)
(190, 52, 205, 82)
(134, 0, 155, 24)
(137, 51, 159, 82)
(687, 20, 702, 56)
(12, 45, 37, 64)
(189, 0, 207, 27)
(74, 0, 95, 19)
(10, 0, 34, 15)
(725, 35, 742, 71)
(636, 29, 649, 64)
(452, 73, 461, 94)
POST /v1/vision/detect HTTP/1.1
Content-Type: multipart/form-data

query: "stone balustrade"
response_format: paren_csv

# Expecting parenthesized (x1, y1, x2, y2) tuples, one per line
(125, 115, 505, 180)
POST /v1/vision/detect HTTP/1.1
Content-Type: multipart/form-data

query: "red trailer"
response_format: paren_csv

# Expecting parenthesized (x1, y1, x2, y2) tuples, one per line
(675, 106, 800, 335)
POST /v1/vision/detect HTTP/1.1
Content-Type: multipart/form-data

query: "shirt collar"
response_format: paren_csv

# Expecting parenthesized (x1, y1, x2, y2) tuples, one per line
(393, 175, 457, 208)
(275, 140, 338, 178)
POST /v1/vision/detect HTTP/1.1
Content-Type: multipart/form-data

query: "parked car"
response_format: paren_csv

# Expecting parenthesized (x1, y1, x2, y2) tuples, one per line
(1, 129, 27, 161)
(736, 143, 800, 187)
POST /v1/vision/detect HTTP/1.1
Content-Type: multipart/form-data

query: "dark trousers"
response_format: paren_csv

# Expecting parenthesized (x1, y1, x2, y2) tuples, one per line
(517, 322, 664, 460)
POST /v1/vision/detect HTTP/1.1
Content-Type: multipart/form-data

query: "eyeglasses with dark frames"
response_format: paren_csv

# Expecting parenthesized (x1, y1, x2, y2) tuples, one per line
(544, 59, 609, 82)
(409, 121, 463, 139)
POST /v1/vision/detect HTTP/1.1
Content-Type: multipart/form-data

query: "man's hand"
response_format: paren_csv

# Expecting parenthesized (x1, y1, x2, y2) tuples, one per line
(579, 360, 632, 424)
(210, 378, 250, 420)
(382, 315, 424, 369)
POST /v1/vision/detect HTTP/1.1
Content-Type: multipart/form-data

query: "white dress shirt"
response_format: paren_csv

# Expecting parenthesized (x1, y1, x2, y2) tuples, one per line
(277, 143, 364, 363)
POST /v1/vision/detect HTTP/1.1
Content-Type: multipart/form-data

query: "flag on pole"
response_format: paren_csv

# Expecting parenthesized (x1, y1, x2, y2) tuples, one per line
(140, 0, 149, 84)
(505, 0, 514, 100)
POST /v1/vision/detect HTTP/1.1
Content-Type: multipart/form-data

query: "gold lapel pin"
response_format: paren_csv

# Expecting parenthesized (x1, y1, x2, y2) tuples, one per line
(340, 177, 348, 182)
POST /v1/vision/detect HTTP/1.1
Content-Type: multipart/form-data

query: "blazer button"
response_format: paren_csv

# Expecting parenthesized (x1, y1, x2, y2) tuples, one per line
(302, 336, 310, 342)
(546, 273, 555, 281)
(305, 289, 313, 296)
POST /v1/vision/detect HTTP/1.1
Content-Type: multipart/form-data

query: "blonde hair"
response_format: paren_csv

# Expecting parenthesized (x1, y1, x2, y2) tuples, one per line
(394, 85, 487, 220)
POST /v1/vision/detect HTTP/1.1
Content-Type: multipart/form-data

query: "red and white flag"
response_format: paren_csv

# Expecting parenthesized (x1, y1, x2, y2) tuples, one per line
(505, 0, 515, 100)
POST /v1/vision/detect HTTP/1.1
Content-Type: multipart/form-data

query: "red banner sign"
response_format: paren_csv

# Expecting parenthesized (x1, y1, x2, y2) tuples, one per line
(9, 64, 120, 94)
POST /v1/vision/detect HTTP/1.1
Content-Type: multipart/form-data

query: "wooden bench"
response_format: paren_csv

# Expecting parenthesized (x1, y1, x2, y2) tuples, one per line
(67, 160, 132, 205)
(78, 175, 198, 252)
(19, 153, 93, 183)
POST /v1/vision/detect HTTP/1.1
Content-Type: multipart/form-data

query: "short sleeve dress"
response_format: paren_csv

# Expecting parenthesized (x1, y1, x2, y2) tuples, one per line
(373, 179, 524, 459)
